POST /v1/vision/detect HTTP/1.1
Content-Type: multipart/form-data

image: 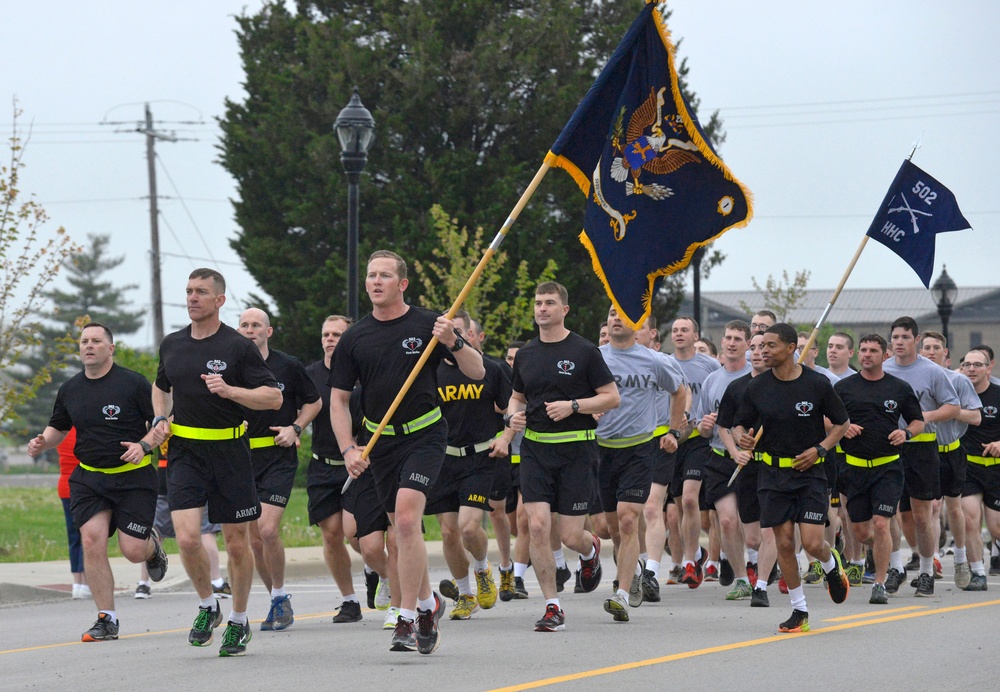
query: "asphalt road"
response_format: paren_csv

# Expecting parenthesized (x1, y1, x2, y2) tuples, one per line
(3, 561, 998, 691)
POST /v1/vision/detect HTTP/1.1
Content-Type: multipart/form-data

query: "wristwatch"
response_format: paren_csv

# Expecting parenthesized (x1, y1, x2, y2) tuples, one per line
(291, 423, 302, 436)
(571, 399, 580, 413)
(904, 429, 913, 440)
(668, 429, 682, 440)
(503, 413, 514, 427)
(449, 335, 466, 353)
(814, 444, 828, 459)
(138, 440, 152, 455)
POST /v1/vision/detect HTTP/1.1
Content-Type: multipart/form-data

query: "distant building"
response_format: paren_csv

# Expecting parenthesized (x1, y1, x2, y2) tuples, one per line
(674, 287, 1000, 355)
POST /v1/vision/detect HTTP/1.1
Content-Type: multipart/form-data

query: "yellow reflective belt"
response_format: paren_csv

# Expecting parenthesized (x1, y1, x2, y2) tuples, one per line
(688, 428, 702, 439)
(938, 439, 961, 453)
(170, 422, 246, 441)
(653, 425, 670, 437)
(597, 432, 654, 449)
(312, 453, 345, 467)
(968, 455, 1000, 467)
(908, 432, 936, 443)
(524, 429, 596, 444)
(756, 451, 824, 467)
(363, 407, 442, 436)
(511, 454, 520, 465)
(845, 453, 900, 468)
(446, 440, 494, 457)
(249, 436, 277, 449)
(713, 447, 727, 457)
(79, 455, 152, 474)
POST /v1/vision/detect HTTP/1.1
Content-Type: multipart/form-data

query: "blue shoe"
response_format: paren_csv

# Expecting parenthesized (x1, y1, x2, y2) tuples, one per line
(270, 594, 294, 631)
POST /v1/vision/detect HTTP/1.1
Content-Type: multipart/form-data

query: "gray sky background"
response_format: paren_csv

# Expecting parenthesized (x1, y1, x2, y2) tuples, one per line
(4, 0, 998, 349)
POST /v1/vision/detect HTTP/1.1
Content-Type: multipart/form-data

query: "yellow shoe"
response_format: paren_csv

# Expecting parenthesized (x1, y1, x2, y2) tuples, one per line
(449, 594, 480, 620)
(476, 561, 499, 609)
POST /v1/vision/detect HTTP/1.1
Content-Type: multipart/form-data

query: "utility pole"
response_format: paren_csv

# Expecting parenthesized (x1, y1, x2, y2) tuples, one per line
(140, 104, 177, 346)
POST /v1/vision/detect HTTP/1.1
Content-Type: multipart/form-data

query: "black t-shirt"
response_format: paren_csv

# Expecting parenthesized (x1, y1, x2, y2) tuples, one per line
(962, 383, 1000, 454)
(49, 364, 154, 469)
(155, 323, 279, 429)
(716, 372, 755, 430)
(834, 372, 923, 459)
(329, 306, 451, 424)
(511, 332, 615, 433)
(306, 358, 338, 457)
(245, 349, 320, 436)
(438, 355, 512, 446)
(735, 367, 849, 458)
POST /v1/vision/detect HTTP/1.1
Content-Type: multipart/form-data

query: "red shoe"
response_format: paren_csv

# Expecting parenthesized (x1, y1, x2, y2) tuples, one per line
(681, 563, 702, 589)
(778, 575, 789, 594)
(746, 563, 758, 586)
(704, 564, 720, 582)
(933, 556, 943, 580)
(577, 535, 603, 593)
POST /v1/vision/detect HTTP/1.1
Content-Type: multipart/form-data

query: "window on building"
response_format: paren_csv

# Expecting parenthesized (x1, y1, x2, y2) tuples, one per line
(970, 332, 982, 350)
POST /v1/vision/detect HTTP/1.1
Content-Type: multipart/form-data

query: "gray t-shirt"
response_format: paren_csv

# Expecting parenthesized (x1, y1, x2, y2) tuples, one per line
(673, 351, 721, 423)
(696, 361, 753, 451)
(883, 354, 960, 435)
(653, 351, 687, 427)
(935, 367, 982, 445)
(597, 343, 683, 440)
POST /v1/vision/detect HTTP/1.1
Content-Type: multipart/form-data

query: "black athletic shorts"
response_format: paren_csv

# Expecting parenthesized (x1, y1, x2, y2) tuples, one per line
(899, 440, 942, 503)
(252, 449, 297, 508)
(505, 461, 521, 514)
(651, 437, 676, 487)
(597, 441, 655, 509)
(680, 435, 712, 483)
(491, 456, 513, 503)
(342, 468, 390, 538)
(519, 437, 598, 516)
(938, 445, 967, 498)
(702, 448, 738, 508)
(166, 437, 261, 524)
(364, 419, 448, 513)
(69, 464, 157, 540)
(425, 449, 494, 514)
(735, 459, 761, 524)
(756, 464, 828, 529)
(842, 461, 904, 523)
(963, 461, 1000, 511)
(307, 456, 349, 525)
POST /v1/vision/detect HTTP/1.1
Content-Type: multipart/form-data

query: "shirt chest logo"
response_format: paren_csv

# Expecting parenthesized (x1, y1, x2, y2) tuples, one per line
(884, 399, 898, 413)
(206, 359, 228, 373)
(984, 405, 998, 418)
(795, 401, 814, 417)
(102, 404, 121, 420)
(277, 382, 286, 392)
(556, 360, 576, 375)
(402, 337, 423, 355)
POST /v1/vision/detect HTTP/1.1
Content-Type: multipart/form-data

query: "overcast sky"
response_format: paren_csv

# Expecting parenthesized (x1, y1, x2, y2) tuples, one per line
(4, 0, 998, 349)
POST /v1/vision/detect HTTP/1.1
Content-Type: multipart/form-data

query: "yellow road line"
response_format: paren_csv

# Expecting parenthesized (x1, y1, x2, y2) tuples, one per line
(488, 599, 1000, 692)
(823, 605, 925, 621)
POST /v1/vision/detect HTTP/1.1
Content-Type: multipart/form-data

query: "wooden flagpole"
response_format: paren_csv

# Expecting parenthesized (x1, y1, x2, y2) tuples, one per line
(343, 162, 552, 491)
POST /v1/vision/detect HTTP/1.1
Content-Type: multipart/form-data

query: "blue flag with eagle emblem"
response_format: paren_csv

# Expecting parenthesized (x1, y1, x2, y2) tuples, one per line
(544, 0, 752, 330)
(864, 159, 970, 288)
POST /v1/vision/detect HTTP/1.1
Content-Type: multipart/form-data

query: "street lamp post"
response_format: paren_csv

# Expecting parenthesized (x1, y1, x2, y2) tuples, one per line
(334, 87, 376, 320)
(931, 265, 958, 348)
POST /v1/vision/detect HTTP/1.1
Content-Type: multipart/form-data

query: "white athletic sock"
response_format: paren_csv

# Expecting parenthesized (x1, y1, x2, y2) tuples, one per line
(850, 559, 864, 567)
(890, 550, 904, 572)
(820, 556, 836, 573)
(647, 560, 661, 578)
(616, 588, 629, 601)
(639, 552, 648, 562)
(229, 610, 248, 625)
(399, 608, 416, 622)
(364, 565, 374, 575)
(342, 594, 359, 603)
(705, 560, 719, 572)
(271, 587, 287, 599)
(971, 561, 985, 576)
(545, 598, 560, 609)
(682, 559, 694, 569)
(919, 556, 934, 576)
(720, 551, 728, 561)
(417, 595, 436, 612)
(514, 562, 528, 578)
(747, 548, 759, 564)
(580, 545, 596, 562)
(755, 580, 768, 591)
(137, 580, 151, 588)
(553, 549, 567, 569)
(789, 585, 807, 612)
(200, 595, 217, 609)
(473, 557, 489, 572)
(211, 578, 225, 588)
(100, 610, 117, 623)
(456, 576, 473, 596)
(954, 546, 967, 563)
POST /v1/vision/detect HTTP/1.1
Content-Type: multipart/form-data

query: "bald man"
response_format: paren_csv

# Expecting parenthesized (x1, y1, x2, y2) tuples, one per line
(239, 308, 322, 631)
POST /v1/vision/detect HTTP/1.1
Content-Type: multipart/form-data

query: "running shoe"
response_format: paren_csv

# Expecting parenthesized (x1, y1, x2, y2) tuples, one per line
(189, 601, 223, 646)
(449, 594, 479, 620)
(845, 563, 863, 587)
(990, 551, 1000, 576)
(375, 576, 391, 610)
(534, 603, 565, 632)
(869, 583, 888, 605)
(914, 572, 934, 597)
(218, 620, 252, 657)
(863, 548, 876, 584)
(885, 567, 904, 595)
(578, 535, 603, 593)
(383, 606, 401, 630)
(725, 580, 753, 601)
(719, 557, 735, 587)
(145, 527, 168, 583)
(750, 587, 769, 608)
(213, 579, 232, 598)
(603, 592, 629, 622)
(962, 573, 988, 591)
(573, 569, 584, 593)
(641, 569, 660, 602)
(415, 592, 444, 654)
(803, 560, 824, 585)
(628, 560, 645, 608)
(933, 556, 943, 580)
(365, 569, 379, 609)
(778, 575, 789, 594)
(499, 567, 515, 602)
(778, 609, 810, 633)
(835, 528, 846, 556)
(134, 584, 151, 600)
(954, 561, 972, 590)
(476, 561, 498, 609)
(681, 563, 702, 589)
(704, 563, 720, 582)
(390, 617, 417, 652)
(825, 549, 850, 604)
(555, 564, 572, 593)
(270, 594, 294, 631)
(82, 613, 119, 642)
(332, 600, 362, 623)
(439, 578, 460, 601)
(746, 562, 758, 586)
(768, 563, 780, 585)
(904, 552, 920, 572)
(514, 576, 529, 599)
(666, 566, 683, 585)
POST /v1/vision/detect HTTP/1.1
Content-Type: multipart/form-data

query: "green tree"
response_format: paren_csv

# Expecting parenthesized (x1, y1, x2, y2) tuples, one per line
(739, 269, 811, 323)
(0, 108, 78, 436)
(219, 0, 727, 360)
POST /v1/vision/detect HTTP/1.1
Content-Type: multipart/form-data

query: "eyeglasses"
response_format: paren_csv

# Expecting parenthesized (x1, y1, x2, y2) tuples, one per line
(961, 362, 988, 369)
(750, 323, 769, 331)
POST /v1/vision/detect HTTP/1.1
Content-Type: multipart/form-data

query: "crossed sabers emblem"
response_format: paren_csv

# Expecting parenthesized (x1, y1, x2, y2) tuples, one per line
(887, 193, 932, 235)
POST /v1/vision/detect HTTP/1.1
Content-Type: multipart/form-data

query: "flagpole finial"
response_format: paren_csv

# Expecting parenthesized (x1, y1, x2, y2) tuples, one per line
(908, 131, 924, 160)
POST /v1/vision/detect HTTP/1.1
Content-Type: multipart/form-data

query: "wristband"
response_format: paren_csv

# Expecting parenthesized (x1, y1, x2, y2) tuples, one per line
(151, 416, 169, 429)
(291, 423, 302, 436)
(138, 440, 152, 455)
(340, 445, 357, 456)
